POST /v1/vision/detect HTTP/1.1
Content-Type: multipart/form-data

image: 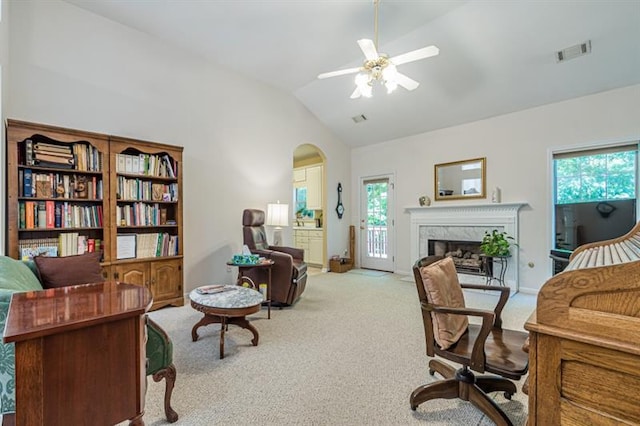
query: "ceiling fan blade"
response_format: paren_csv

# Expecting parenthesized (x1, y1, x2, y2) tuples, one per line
(318, 67, 362, 80)
(390, 45, 439, 66)
(357, 39, 379, 61)
(395, 72, 420, 91)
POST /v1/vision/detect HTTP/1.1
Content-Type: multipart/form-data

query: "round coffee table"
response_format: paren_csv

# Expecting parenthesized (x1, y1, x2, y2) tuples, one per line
(189, 285, 263, 359)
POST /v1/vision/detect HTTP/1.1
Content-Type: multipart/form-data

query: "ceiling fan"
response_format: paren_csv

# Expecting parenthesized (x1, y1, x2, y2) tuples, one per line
(317, 0, 439, 99)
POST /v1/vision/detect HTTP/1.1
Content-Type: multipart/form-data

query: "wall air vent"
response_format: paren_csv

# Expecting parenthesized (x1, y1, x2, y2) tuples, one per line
(556, 40, 591, 62)
(352, 114, 367, 123)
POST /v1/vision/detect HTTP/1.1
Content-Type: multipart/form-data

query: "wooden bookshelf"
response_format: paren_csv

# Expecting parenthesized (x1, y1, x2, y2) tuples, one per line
(5, 119, 184, 310)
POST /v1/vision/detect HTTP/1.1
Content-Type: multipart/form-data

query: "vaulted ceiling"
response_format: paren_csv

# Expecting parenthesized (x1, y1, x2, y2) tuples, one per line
(66, 0, 640, 147)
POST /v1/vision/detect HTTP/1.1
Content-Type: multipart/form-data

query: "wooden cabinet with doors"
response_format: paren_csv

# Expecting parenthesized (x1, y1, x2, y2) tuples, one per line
(112, 258, 182, 310)
(305, 165, 323, 210)
(293, 228, 323, 266)
(5, 119, 184, 311)
(293, 164, 323, 211)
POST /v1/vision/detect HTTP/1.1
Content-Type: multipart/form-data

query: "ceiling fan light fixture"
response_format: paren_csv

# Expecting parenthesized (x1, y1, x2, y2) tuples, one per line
(355, 73, 373, 98)
(317, 0, 439, 99)
(382, 63, 398, 93)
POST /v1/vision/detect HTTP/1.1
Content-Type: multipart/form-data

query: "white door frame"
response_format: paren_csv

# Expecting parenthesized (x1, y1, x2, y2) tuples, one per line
(359, 173, 395, 272)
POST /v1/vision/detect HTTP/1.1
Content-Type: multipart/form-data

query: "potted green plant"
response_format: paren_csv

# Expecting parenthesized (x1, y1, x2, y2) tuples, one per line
(480, 229, 517, 257)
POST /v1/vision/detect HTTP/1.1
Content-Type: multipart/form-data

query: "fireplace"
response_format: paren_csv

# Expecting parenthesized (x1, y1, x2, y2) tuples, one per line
(428, 239, 491, 276)
(406, 203, 526, 291)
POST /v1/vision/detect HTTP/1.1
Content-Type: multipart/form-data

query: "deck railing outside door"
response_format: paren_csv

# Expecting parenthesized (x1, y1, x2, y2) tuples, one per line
(367, 226, 388, 258)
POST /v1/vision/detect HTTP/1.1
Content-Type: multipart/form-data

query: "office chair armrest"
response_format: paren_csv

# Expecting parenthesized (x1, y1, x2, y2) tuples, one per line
(425, 303, 495, 372)
(460, 283, 510, 329)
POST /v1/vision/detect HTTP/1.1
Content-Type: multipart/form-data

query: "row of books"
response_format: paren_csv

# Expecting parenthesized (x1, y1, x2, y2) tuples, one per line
(116, 203, 172, 227)
(19, 201, 104, 229)
(21, 139, 103, 172)
(19, 236, 103, 260)
(116, 233, 179, 259)
(58, 232, 101, 257)
(116, 176, 179, 202)
(116, 153, 177, 178)
(20, 169, 103, 200)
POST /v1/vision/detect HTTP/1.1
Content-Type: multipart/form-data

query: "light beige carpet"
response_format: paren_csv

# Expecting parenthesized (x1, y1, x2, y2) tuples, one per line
(137, 270, 535, 425)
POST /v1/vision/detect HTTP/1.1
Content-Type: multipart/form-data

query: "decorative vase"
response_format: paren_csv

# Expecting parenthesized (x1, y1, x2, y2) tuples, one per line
(419, 195, 431, 206)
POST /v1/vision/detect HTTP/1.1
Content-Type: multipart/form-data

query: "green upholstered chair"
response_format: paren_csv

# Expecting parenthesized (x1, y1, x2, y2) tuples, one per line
(0, 255, 178, 423)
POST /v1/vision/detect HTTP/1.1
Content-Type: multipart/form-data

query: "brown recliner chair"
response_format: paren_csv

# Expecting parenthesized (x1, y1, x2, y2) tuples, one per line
(242, 209, 308, 306)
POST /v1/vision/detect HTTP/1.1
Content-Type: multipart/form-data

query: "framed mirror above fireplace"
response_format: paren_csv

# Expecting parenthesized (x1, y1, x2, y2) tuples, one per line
(434, 157, 486, 201)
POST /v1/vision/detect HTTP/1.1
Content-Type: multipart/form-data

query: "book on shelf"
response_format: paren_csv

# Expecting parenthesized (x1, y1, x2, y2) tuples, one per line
(35, 176, 53, 198)
(24, 139, 34, 166)
(33, 141, 72, 154)
(34, 152, 75, 164)
(58, 232, 80, 257)
(19, 203, 26, 229)
(25, 201, 35, 229)
(23, 169, 33, 197)
(19, 238, 59, 261)
(54, 202, 62, 228)
(37, 202, 46, 228)
(117, 234, 136, 259)
(33, 159, 75, 169)
(45, 201, 55, 228)
(34, 145, 73, 155)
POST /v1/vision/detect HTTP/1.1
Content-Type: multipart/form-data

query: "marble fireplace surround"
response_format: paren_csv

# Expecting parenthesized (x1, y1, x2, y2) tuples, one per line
(406, 203, 526, 291)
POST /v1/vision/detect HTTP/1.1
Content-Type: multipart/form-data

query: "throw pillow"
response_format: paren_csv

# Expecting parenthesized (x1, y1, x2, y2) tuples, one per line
(0, 256, 44, 292)
(419, 257, 468, 350)
(34, 252, 104, 289)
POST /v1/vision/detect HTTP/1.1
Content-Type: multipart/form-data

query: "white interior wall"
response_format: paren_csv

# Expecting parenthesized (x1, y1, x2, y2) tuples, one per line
(5, 0, 351, 291)
(0, 0, 9, 255)
(351, 84, 640, 293)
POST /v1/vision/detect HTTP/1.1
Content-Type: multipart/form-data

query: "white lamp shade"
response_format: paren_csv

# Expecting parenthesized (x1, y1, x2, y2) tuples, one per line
(266, 203, 289, 227)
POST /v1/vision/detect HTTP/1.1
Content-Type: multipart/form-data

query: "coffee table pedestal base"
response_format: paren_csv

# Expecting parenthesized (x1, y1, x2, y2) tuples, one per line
(191, 313, 259, 359)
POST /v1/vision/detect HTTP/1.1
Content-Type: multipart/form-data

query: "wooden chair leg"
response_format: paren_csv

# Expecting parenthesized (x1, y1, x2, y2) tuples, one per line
(467, 383, 513, 426)
(428, 359, 456, 378)
(410, 378, 460, 410)
(153, 363, 178, 423)
(475, 376, 517, 398)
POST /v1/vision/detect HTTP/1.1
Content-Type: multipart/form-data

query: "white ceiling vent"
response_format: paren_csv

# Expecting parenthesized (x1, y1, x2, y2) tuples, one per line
(556, 40, 591, 62)
(352, 114, 367, 123)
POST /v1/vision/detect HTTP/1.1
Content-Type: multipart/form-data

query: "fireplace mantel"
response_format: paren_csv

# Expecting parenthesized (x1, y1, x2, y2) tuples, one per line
(405, 202, 527, 290)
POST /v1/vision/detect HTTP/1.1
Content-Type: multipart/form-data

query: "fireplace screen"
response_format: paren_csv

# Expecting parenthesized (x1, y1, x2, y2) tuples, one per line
(428, 239, 491, 276)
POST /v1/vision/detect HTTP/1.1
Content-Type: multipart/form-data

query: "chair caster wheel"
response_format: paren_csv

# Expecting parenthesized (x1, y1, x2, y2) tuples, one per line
(410, 405, 417, 411)
(503, 392, 512, 400)
(428, 369, 435, 376)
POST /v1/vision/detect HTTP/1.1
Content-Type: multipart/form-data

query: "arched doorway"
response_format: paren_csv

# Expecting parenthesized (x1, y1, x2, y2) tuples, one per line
(293, 144, 326, 271)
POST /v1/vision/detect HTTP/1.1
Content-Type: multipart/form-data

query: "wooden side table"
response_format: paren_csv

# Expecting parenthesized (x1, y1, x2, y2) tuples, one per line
(189, 286, 263, 359)
(226, 259, 274, 319)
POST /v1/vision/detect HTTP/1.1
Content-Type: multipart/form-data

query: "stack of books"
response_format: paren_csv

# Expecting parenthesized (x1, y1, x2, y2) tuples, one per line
(29, 140, 75, 169)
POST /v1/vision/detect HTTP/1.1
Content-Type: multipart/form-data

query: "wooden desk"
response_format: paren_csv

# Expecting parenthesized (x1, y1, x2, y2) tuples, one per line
(524, 221, 640, 426)
(3, 282, 152, 426)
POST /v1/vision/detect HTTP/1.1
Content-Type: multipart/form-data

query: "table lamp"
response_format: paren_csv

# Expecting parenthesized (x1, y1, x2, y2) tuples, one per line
(266, 202, 289, 246)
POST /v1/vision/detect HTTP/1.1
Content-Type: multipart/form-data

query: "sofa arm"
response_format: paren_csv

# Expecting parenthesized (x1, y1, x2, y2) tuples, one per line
(0, 290, 16, 415)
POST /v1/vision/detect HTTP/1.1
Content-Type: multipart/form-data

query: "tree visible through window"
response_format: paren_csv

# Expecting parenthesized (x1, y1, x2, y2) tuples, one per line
(553, 145, 638, 253)
(367, 182, 388, 226)
(555, 150, 636, 204)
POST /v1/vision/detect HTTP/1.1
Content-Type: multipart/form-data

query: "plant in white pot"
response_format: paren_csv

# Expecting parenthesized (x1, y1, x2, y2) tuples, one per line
(480, 229, 517, 257)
